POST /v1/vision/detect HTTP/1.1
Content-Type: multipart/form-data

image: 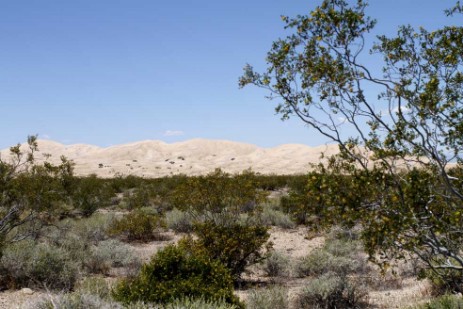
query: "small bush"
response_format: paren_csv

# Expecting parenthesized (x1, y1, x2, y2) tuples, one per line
(246, 285, 289, 309)
(165, 208, 195, 233)
(258, 208, 296, 229)
(1, 240, 79, 290)
(72, 213, 115, 243)
(296, 273, 368, 309)
(294, 250, 358, 277)
(262, 251, 291, 277)
(85, 239, 139, 274)
(24, 291, 122, 309)
(76, 277, 112, 300)
(294, 237, 366, 278)
(191, 220, 270, 279)
(409, 294, 463, 309)
(108, 210, 167, 242)
(112, 243, 243, 308)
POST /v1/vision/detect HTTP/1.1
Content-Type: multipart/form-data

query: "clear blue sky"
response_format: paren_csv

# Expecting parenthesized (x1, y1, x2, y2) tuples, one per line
(0, 0, 459, 149)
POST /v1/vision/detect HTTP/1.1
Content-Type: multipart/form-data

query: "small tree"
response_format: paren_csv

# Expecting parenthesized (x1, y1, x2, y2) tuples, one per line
(0, 136, 74, 254)
(240, 0, 463, 289)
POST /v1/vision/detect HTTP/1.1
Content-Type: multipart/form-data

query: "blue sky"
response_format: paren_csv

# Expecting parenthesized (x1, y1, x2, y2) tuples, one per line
(0, 0, 459, 149)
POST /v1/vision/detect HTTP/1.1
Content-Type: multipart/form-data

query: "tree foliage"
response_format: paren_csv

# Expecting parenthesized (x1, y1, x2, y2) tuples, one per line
(0, 136, 74, 253)
(240, 0, 463, 289)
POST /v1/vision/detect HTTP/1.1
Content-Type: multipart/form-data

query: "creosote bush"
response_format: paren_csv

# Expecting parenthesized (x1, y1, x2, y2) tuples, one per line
(108, 210, 168, 242)
(190, 219, 270, 280)
(112, 243, 243, 308)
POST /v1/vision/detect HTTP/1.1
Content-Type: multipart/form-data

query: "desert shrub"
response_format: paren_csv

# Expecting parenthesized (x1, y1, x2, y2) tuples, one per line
(108, 210, 167, 242)
(165, 208, 195, 233)
(169, 169, 267, 216)
(294, 250, 358, 278)
(112, 243, 243, 308)
(70, 175, 116, 217)
(68, 213, 115, 244)
(1, 240, 79, 290)
(258, 208, 296, 229)
(296, 273, 368, 309)
(294, 236, 366, 278)
(85, 239, 139, 274)
(421, 263, 463, 295)
(25, 291, 122, 309)
(262, 251, 291, 277)
(246, 285, 289, 309)
(76, 277, 112, 300)
(122, 297, 239, 309)
(191, 220, 270, 279)
(122, 185, 156, 210)
(409, 294, 463, 309)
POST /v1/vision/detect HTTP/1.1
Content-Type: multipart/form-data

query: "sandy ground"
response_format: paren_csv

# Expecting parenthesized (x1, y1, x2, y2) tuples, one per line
(0, 226, 432, 308)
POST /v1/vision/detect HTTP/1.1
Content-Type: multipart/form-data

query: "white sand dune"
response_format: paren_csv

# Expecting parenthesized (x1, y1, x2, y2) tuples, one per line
(0, 139, 341, 177)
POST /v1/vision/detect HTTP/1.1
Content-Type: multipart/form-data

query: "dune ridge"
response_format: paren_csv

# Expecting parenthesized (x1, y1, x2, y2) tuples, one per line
(0, 139, 340, 177)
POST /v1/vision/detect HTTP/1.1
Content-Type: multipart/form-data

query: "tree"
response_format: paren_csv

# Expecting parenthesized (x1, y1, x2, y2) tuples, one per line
(240, 0, 463, 290)
(0, 136, 74, 255)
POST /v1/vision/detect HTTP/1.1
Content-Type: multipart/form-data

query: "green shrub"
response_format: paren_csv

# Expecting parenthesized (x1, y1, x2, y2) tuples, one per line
(262, 251, 291, 277)
(191, 220, 270, 279)
(296, 273, 368, 309)
(122, 185, 155, 210)
(1, 240, 79, 290)
(108, 210, 168, 242)
(409, 294, 463, 309)
(165, 208, 196, 233)
(246, 285, 289, 309)
(70, 175, 116, 217)
(112, 243, 242, 308)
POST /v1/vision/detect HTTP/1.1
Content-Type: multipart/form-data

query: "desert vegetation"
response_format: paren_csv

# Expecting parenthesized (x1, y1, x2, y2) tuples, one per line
(0, 136, 461, 308)
(2, 0, 463, 308)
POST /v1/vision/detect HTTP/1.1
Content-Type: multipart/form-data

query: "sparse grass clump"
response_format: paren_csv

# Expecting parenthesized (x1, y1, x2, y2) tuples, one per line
(262, 251, 291, 278)
(408, 294, 463, 309)
(258, 208, 296, 229)
(246, 285, 289, 309)
(296, 272, 368, 309)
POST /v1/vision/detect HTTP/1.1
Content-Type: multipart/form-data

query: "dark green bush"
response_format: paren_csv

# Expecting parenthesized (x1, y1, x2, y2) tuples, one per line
(108, 210, 168, 242)
(191, 220, 270, 279)
(112, 243, 243, 308)
(70, 175, 116, 217)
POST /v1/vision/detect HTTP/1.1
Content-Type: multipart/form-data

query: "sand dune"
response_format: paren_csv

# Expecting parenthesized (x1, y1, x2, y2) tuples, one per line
(0, 139, 341, 177)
